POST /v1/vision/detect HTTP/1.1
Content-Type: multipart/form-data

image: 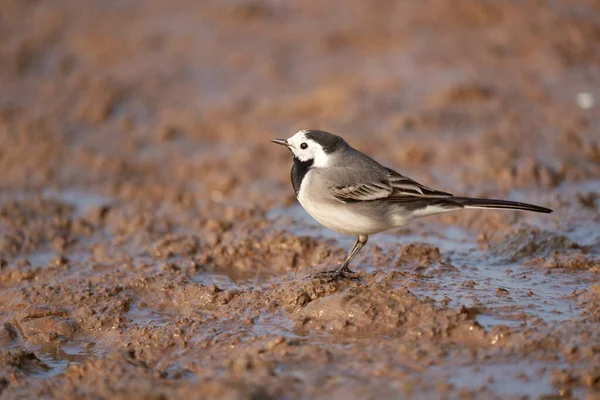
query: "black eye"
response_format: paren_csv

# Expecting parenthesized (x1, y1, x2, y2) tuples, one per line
(300, 142, 308, 149)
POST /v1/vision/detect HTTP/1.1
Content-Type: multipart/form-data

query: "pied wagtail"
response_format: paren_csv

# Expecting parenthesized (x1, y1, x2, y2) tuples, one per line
(272, 130, 553, 280)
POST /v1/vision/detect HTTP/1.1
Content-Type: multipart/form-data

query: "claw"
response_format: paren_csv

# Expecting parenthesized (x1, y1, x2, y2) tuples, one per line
(307, 267, 360, 282)
(305, 235, 367, 282)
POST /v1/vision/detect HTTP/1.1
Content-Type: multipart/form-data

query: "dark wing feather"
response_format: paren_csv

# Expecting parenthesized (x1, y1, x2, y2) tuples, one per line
(333, 180, 393, 201)
(385, 168, 453, 199)
(331, 167, 452, 203)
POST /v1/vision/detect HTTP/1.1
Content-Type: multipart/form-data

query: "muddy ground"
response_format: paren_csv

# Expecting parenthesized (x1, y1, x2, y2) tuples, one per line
(1, 0, 600, 398)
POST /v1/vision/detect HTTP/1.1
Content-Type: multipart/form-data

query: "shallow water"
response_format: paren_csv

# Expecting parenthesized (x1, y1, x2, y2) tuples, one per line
(26, 342, 97, 379)
(434, 362, 564, 398)
(42, 189, 113, 218)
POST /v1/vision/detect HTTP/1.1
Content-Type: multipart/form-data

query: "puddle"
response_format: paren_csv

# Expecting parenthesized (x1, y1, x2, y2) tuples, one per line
(433, 362, 580, 398)
(251, 312, 306, 340)
(18, 249, 90, 269)
(23, 251, 56, 268)
(382, 227, 593, 325)
(42, 189, 113, 217)
(22, 341, 97, 379)
(397, 257, 589, 325)
(475, 314, 523, 330)
(5, 320, 100, 379)
(126, 303, 172, 327)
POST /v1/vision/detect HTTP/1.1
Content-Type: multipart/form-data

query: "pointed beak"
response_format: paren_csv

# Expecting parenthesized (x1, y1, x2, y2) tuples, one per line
(270, 138, 289, 147)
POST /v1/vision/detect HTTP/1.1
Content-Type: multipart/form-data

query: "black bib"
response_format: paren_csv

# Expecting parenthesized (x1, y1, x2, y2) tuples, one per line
(291, 157, 314, 196)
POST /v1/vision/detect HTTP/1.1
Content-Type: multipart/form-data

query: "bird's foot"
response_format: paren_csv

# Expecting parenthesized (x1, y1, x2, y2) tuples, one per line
(307, 266, 359, 282)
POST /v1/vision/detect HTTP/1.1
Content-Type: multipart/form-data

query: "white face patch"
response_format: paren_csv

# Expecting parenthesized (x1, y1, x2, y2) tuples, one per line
(286, 130, 330, 167)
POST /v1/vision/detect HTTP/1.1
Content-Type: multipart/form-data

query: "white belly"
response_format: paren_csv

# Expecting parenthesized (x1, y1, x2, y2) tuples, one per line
(299, 197, 381, 235)
(297, 172, 401, 235)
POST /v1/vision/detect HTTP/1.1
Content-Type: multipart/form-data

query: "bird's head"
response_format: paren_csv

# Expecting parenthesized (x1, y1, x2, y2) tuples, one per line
(271, 129, 347, 167)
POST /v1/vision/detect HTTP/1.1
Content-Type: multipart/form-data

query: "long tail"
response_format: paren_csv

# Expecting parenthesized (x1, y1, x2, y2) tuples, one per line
(450, 197, 553, 213)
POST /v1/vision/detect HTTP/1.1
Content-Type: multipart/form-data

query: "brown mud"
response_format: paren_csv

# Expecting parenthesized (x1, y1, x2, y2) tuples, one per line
(1, 0, 600, 398)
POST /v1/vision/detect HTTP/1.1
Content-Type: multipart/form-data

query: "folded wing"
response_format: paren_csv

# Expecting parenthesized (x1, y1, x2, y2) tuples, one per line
(331, 168, 453, 203)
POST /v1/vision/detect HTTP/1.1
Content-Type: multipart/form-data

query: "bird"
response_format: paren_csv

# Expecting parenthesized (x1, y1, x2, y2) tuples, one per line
(271, 129, 553, 280)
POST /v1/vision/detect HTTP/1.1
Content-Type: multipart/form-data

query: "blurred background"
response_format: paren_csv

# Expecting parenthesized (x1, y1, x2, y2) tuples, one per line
(1, 0, 600, 398)
(1, 0, 599, 205)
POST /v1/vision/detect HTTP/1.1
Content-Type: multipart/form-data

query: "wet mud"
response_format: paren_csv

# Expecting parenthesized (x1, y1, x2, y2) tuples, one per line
(1, 0, 600, 398)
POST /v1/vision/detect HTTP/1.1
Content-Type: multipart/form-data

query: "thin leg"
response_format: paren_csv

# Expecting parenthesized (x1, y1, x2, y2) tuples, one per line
(336, 234, 368, 274)
(310, 235, 369, 281)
